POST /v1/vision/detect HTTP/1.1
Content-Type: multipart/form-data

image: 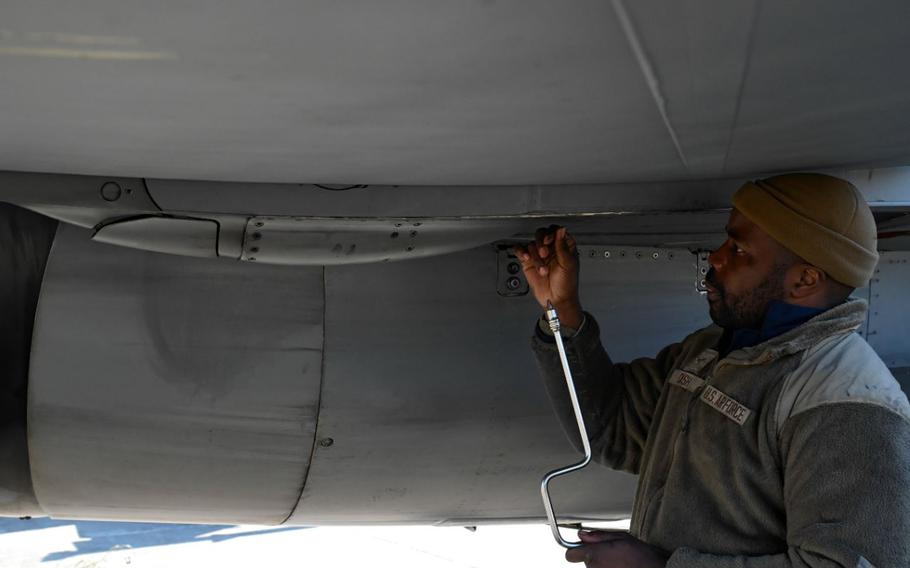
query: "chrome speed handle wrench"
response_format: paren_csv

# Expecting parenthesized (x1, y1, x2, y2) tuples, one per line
(540, 300, 592, 549)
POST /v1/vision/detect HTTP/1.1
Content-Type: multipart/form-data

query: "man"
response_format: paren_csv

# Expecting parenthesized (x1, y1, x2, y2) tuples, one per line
(515, 173, 910, 567)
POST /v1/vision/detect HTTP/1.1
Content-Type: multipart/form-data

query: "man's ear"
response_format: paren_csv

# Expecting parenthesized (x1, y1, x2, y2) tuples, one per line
(790, 264, 826, 300)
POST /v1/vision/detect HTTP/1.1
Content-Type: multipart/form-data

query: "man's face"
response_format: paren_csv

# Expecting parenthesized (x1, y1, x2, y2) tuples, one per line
(705, 209, 795, 329)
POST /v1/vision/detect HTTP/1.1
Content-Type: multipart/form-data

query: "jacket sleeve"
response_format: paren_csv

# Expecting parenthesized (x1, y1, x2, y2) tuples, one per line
(667, 403, 910, 568)
(531, 312, 683, 474)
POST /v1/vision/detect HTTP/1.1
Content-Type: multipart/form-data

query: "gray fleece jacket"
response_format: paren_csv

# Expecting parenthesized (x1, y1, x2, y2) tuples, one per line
(532, 299, 910, 567)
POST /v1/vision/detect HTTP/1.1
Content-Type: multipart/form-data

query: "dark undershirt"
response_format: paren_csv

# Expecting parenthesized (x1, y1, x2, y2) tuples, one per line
(719, 299, 826, 356)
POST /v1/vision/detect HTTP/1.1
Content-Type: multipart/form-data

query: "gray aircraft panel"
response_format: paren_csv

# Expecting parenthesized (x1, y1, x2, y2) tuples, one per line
(723, 1, 910, 176)
(867, 252, 910, 370)
(289, 243, 708, 524)
(28, 225, 325, 524)
(3, 2, 910, 184)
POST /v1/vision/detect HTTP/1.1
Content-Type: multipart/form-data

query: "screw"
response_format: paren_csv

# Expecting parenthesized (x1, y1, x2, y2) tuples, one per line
(319, 437, 334, 448)
(255, 221, 264, 228)
(250, 247, 259, 253)
(507, 262, 520, 275)
(395, 223, 403, 227)
(410, 231, 418, 237)
(391, 232, 399, 239)
(506, 277, 521, 290)
(407, 246, 414, 252)
(252, 232, 262, 240)
(100, 182, 122, 202)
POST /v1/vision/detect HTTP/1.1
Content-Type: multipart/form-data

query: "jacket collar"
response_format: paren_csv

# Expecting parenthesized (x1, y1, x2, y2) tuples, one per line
(719, 298, 868, 366)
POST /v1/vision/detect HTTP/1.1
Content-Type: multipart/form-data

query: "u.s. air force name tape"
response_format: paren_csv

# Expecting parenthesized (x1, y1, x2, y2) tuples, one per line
(700, 385, 751, 425)
(669, 370, 752, 426)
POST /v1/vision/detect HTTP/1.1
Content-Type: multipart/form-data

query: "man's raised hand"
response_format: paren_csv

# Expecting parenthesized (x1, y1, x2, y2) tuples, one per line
(512, 225, 583, 329)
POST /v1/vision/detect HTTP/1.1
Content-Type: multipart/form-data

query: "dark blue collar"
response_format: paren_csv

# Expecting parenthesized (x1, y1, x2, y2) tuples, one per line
(723, 300, 826, 355)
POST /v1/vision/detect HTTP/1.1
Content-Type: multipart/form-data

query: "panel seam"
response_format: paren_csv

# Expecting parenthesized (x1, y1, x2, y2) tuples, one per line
(280, 265, 328, 524)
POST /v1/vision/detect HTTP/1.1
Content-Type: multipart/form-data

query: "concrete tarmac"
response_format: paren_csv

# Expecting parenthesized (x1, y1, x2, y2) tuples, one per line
(0, 518, 630, 567)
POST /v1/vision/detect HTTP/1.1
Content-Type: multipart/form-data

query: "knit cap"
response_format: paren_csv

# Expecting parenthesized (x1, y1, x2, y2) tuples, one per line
(732, 173, 879, 288)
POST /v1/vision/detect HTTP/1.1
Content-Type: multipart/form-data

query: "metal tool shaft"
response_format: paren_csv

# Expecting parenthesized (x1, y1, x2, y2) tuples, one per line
(540, 301, 592, 548)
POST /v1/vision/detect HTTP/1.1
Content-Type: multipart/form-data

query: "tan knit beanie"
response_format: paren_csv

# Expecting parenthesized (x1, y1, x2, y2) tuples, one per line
(732, 173, 879, 288)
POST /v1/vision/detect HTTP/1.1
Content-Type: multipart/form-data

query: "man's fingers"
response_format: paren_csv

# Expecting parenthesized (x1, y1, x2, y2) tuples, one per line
(525, 243, 544, 268)
(578, 529, 631, 543)
(535, 226, 562, 259)
(534, 227, 549, 257)
(554, 227, 578, 267)
(564, 546, 590, 563)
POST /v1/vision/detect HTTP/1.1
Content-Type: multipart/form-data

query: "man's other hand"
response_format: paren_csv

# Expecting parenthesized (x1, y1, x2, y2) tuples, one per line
(565, 530, 669, 568)
(512, 226, 583, 328)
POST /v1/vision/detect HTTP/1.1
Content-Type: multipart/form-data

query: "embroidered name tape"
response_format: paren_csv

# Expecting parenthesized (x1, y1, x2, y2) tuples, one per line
(700, 386, 752, 426)
(668, 370, 705, 392)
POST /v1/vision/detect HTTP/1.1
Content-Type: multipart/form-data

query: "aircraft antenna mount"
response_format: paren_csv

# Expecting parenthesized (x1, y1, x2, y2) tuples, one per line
(540, 301, 592, 549)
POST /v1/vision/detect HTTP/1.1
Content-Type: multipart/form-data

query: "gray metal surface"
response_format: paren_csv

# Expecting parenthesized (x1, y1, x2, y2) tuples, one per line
(2, 2, 910, 185)
(93, 216, 220, 258)
(240, 217, 522, 265)
(28, 225, 325, 524)
(867, 252, 910, 369)
(145, 168, 910, 220)
(0, 205, 56, 517)
(288, 242, 708, 524)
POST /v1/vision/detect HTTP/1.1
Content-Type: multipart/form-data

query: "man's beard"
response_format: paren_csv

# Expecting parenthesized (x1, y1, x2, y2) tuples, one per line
(706, 265, 789, 329)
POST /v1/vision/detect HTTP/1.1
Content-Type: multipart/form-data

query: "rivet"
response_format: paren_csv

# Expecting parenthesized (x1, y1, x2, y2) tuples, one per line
(652, 252, 660, 259)
(410, 231, 418, 237)
(248, 257, 257, 262)
(635, 251, 643, 259)
(100, 182, 122, 202)
(506, 277, 521, 290)
(250, 247, 259, 253)
(391, 232, 399, 239)
(407, 246, 414, 252)
(255, 221, 264, 228)
(700, 267, 708, 275)
(395, 223, 403, 228)
(506, 262, 521, 275)
(319, 437, 334, 448)
(414, 222, 422, 227)
(604, 251, 611, 258)
(252, 232, 262, 240)
(589, 250, 597, 258)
